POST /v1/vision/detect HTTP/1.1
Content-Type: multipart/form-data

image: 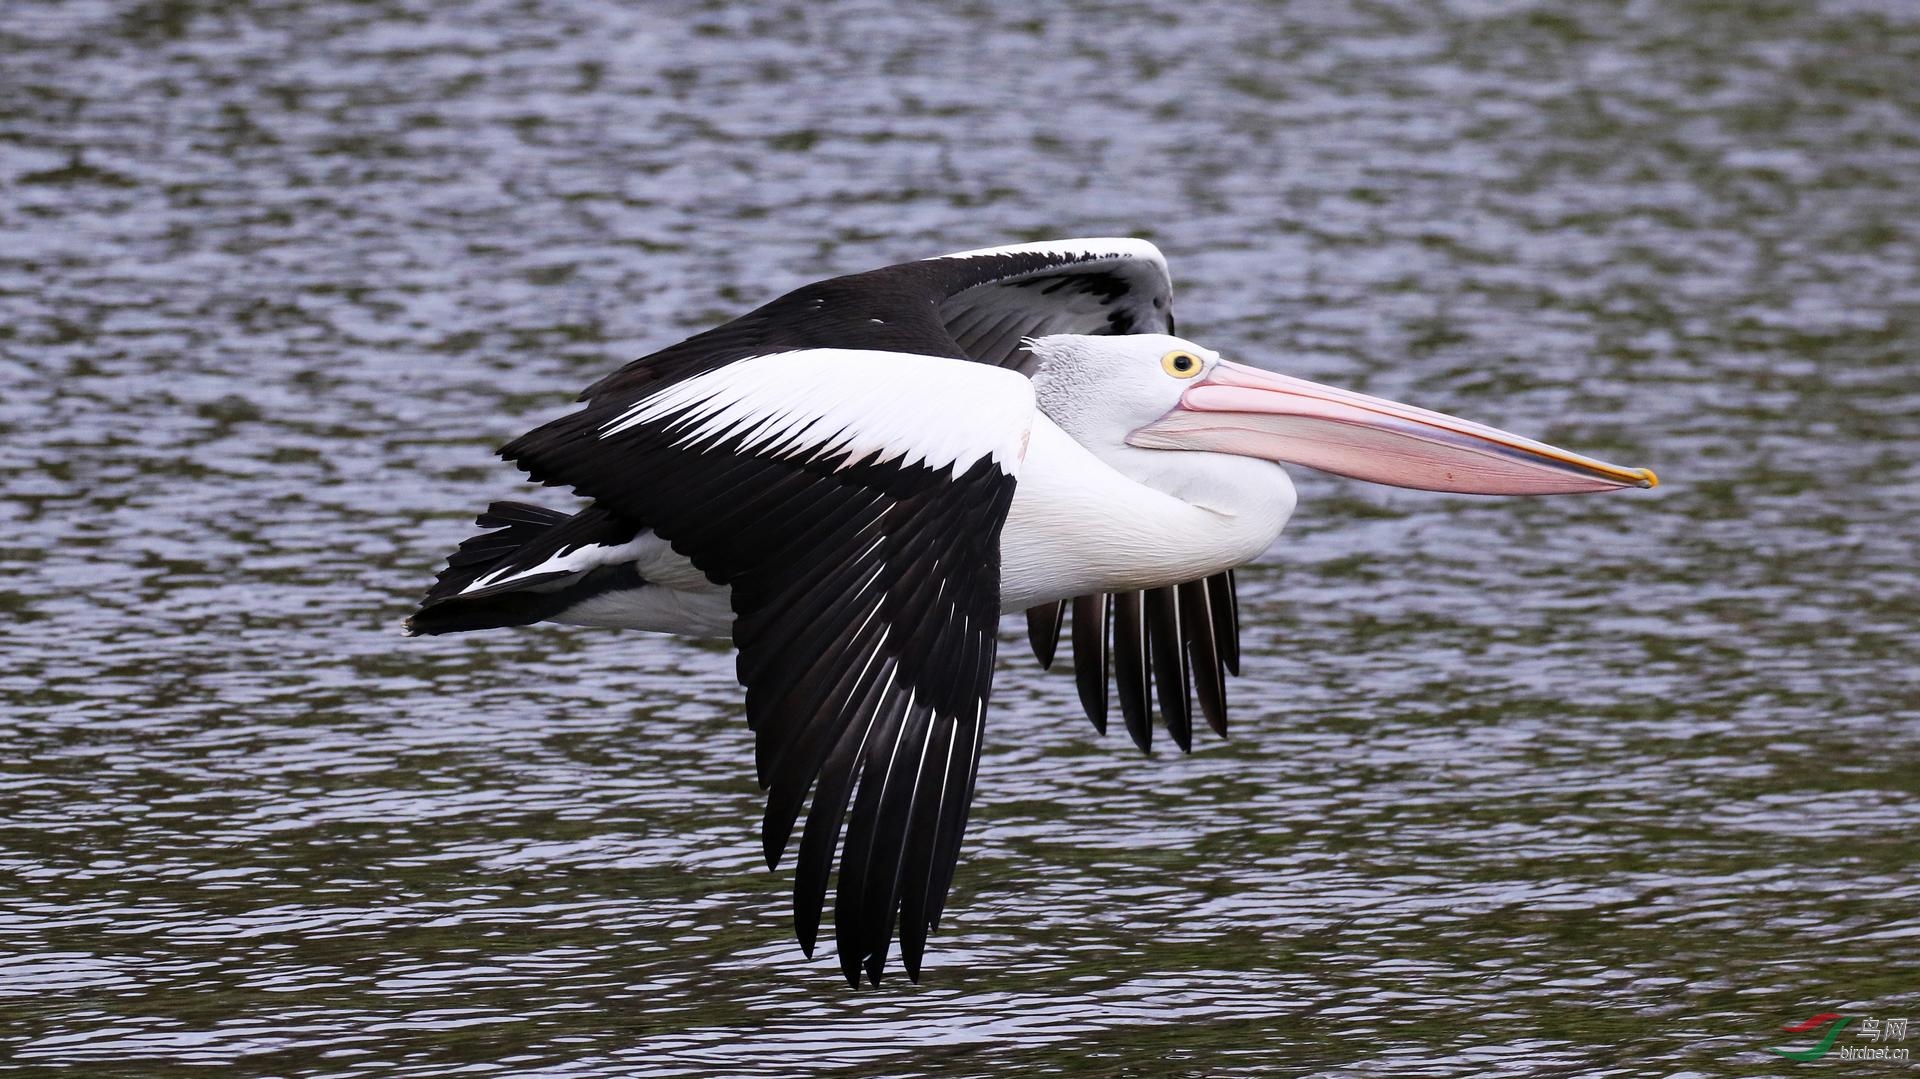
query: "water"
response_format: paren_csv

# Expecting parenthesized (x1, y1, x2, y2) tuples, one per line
(3, 0, 1917, 1074)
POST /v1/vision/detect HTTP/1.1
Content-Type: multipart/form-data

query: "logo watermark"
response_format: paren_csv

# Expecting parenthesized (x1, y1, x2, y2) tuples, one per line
(1769, 1013, 1910, 1063)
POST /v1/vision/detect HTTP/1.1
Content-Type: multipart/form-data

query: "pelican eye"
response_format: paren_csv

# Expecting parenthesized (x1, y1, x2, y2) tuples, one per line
(1161, 350, 1203, 378)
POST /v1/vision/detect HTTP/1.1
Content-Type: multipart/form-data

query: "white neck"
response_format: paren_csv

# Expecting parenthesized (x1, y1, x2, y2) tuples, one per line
(998, 415, 1297, 611)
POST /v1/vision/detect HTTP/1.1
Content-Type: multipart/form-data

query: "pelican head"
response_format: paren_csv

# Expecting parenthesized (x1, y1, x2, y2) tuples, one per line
(1029, 333, 1657, 496)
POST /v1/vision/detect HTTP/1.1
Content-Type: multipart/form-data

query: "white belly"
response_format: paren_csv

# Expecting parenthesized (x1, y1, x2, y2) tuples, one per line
(555, 584, 734, 637)
(545, 530, 734, 637)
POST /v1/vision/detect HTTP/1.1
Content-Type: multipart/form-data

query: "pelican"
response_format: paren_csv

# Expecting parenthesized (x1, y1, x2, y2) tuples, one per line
(408, 239, 1656, 985)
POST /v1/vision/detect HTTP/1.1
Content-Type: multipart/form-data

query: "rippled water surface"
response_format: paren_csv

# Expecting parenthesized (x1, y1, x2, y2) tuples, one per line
(4, 1, 1919, 1075)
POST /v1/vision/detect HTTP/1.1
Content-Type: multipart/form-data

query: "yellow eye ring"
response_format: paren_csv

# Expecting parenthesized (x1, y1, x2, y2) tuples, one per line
(1161, 350, 1203, 378)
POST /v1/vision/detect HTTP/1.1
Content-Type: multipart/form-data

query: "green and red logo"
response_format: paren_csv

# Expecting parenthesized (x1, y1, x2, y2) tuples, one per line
(1769, 1013, 1852, 1061)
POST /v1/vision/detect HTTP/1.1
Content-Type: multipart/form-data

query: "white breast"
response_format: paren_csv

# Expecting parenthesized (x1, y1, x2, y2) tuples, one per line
(998, 416, 1296, 611)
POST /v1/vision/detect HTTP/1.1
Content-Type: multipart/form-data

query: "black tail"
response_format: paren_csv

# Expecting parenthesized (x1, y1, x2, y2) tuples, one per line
(406, 501, 636, 636)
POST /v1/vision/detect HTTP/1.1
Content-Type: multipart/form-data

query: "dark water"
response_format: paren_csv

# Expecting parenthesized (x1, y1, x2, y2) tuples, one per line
(4, 0, 1918, 1074)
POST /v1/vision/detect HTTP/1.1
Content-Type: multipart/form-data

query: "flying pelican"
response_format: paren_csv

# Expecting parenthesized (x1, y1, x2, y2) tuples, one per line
(408, 238, 1656, 985)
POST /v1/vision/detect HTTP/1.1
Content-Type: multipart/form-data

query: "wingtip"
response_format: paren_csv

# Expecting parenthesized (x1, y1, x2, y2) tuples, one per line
(1070, 594, 1111, 735)
(761, 817, 789, 870)
(1024, 602, 1064, 670)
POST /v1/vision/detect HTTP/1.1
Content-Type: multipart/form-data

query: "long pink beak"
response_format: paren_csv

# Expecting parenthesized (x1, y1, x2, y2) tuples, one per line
(1129, 360, 1658, 494)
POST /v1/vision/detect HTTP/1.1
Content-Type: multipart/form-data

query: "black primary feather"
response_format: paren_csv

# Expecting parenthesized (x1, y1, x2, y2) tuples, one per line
(1025, 601, 1065, 669)
(1145, 586, 1193, 753)
(1113, 591, 1152, 753)
(1071, 593, 1110, 735)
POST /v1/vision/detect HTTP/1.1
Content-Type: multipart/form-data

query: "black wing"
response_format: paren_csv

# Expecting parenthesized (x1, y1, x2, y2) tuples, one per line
(1030, 571, 1240, 753)
(503, 350, 1032, 985)
(578, 238, 1176, 401)
(578, 237, 1238, 752)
